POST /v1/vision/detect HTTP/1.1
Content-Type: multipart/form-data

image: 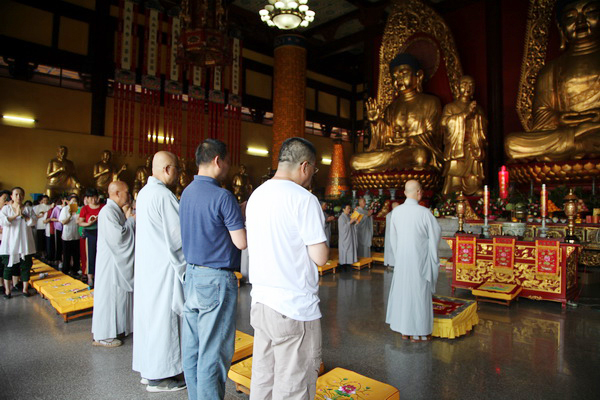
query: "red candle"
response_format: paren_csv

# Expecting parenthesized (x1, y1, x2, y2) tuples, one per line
(540, 184, 547, 217)
(499, 166, 509, 199)
(483, 185, 489, 217)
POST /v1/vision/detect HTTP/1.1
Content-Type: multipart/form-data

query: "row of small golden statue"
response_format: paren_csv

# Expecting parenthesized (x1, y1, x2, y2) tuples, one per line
(45, 144, 253, 202)
(352, 0, 599, 194)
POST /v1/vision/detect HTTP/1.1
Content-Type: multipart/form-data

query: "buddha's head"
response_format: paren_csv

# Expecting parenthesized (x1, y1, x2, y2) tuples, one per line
(557, 0, 599, 48)
(57, 145, 68, 160)
(389, 53, 423, 94)
(458, 75, 475, 101)
(101, 150, 112, 163)
(239, 164, 247, 174)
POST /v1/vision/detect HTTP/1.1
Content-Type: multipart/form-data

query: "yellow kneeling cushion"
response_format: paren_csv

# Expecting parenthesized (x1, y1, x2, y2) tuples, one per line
(233, 330, 253, 363)
(50, 290, 94, 314)
(228, 356, 253, 389)
(315, 367, 399, 400)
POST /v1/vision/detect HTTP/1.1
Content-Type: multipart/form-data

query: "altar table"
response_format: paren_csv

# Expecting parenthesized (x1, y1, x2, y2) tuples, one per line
(444, 235, 580, 308)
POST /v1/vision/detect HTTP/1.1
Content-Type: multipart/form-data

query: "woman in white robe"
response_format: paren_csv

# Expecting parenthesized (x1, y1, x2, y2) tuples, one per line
(0, 187, 36, 298)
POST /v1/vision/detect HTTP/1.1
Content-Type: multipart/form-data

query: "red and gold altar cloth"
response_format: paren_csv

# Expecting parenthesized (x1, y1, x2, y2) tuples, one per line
(493, 237, 516, 274)
(536, 239, 560, 280)
(455, 235, 477, 270)
(445, 236, 580, 308)
(432, 295, 478, 339)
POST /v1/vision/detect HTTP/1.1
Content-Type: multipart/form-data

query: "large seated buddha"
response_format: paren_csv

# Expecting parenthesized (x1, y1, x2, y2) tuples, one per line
(505, 0, 600, 162)
(351, 54, 443, 173)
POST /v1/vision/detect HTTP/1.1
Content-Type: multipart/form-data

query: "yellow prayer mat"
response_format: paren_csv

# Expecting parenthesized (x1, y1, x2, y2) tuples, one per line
(471, 282, 522, 301)
(228, 357, 253, 392)
(232, 330, 254, 363)
(372, 252, 385, 263)
(50, 290, 94, 315)
(352, 257, 373, 270)
(318, 259, 338, 275)
(41, 279, 88, 300)
(432, 295, 479, 339)
(315, 368, 400, 400)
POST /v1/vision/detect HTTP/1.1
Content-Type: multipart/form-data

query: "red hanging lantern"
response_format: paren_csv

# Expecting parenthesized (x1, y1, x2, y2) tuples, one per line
(499, 165, 509, 200)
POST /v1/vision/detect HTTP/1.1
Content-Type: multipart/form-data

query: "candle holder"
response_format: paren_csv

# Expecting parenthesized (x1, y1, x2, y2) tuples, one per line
(563, 189, 579, 243)
(455, 192, 466, 234)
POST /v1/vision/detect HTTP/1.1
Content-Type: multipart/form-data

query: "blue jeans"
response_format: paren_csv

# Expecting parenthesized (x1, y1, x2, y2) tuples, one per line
(182, 265, 238, 400)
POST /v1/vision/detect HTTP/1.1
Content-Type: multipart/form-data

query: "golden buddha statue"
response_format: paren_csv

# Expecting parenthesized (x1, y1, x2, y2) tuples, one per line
(93, 150, 126, 194)
(133, 156, 152, 199)
(441, 76, 487, 195)
(505, 0, 600, 161)
(175, 156, 192, 199)
(351, 54, 443, 173)
(45, 145, 82, 198)
(231, 164, 253, 203)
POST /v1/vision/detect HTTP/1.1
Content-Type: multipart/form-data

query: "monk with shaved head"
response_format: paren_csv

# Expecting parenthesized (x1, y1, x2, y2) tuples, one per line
(385, 179, 441, 342)
(92, 180, 136, 348)
(132, 151, 187, 392)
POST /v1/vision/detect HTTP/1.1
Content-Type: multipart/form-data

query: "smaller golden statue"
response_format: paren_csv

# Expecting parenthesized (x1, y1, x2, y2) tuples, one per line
(351, 54, 443, 172)
(441, 75, 487, 195)
(505, 0, 600, 161)
(133, 156, 152, 199)
(45, 145, 82, 198)
(93, 150, 126, 195)
(231, 164, 253, 203)
(175, 156, 193, 199)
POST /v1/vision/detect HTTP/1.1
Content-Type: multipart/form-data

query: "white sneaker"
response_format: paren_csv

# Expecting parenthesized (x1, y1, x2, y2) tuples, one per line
(146, 378, 186, 392)
(140, 378, 149, 385)
(92, 338, 122, 348)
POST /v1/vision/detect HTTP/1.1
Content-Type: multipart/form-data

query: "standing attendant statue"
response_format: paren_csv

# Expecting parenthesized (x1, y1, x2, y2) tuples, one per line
(441, 75, 487, 195)
(45, 145, 82, 198)
(133, 156, 152, 199)
(94, 150, 126, 195)
(231, 164, 253, 203)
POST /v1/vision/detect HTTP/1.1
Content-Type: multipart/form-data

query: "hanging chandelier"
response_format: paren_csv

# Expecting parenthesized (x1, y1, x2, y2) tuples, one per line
(178, 0, 231, 67)
(259, 0, 316, 30)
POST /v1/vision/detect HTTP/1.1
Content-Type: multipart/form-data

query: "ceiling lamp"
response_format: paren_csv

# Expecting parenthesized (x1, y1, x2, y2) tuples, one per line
(259, 0, 315, 30)
(178, 0, 231, 67)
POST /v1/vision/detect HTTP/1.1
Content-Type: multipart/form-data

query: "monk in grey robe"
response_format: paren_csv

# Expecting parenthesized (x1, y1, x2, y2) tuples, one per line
(386, 180, 441, 342)
(91, 181, 135, 347)
(337, 204, 358, 265)
(321, 202, 334, 247)
(355, 198, 373, 258)
(383, 202, 400, 266)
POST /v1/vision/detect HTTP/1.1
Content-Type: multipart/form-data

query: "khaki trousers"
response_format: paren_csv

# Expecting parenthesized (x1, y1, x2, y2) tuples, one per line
(249, 303, 322, 400)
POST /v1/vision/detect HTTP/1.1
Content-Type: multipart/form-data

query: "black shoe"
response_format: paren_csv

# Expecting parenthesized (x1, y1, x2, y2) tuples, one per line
(4, 293, 11, 299)
(22, 291, 31, 297)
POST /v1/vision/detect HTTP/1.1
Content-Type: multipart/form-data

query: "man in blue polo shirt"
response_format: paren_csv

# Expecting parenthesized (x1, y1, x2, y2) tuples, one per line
(179, 138, 247, 400)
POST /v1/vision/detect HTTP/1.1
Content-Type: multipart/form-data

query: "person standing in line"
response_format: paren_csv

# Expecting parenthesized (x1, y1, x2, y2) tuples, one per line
(321, 201, 335, 247)
(0, 190, 10, 292)
(246, 137, 328, 399)
(338, 203, 358, 267)
(386, 180, 441, 342)
(91, 181, 135, 348)
(78, 188, 104, 288)
(355, 197, 373, 257)
(179, 139, 246, 400)
(383, 201, 400, 267)
(133, 151, 187, 392)
(0, 187, 37, 298)
(33, 195, 51, 259)
(59, 195, 81, 277)
(49, 197, 66, 269)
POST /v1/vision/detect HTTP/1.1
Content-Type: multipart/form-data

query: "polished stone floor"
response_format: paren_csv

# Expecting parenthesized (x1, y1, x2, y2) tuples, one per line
(1, 264, 600, 399)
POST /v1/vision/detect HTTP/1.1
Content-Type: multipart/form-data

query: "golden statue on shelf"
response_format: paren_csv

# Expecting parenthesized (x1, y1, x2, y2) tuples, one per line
(506, 0, 600, 161)
(351, 54, 443, 173)
(45, 145, 82, 198)
(441, 75, 487, 195)
(175, 156, 192, 199)
(231, 164, 253, 203)
(93, 150, 126, 195)
(133, 156, 152, 199)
